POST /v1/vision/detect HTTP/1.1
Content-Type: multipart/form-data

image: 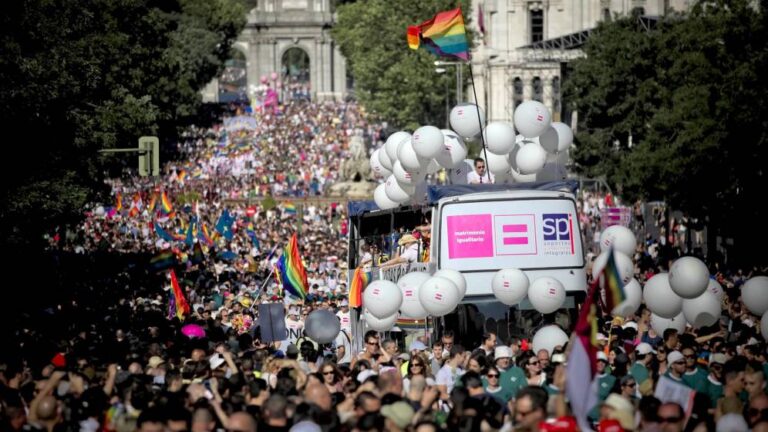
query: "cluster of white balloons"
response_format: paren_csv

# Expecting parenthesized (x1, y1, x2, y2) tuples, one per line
(490, 269, 566, 314)
(370, 101, 574, 209)
(361, 269, 467, 332)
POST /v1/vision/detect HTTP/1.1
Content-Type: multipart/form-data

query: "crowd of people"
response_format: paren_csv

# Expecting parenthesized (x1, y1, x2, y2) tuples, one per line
(4, 98, 768, 432)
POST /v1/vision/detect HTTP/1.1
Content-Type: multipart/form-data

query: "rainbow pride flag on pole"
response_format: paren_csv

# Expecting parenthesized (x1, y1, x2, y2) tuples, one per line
(407, 8, 470, 61)
(601, 247, 627, 311)
(160, 191, 173, 215)
(276, 233, 308, 300)
(349, 267, 371, 308)
(168, 269, 190, 321)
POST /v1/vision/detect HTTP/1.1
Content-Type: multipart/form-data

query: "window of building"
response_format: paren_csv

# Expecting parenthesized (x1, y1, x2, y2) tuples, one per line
(513, 78, 524, 107)
(603, 8, 611, 21)
(530, 9, 543, 43)
(532, 77, 543, 102)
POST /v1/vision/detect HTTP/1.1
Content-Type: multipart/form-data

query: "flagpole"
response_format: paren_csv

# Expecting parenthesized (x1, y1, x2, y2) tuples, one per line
(467, 62, 492, 183)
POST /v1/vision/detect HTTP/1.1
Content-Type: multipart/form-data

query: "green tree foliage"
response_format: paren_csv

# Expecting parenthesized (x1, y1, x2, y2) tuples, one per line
(0, 0, 245, 247)
(333, 0, 472, 130)
(564, 1, 768, 261)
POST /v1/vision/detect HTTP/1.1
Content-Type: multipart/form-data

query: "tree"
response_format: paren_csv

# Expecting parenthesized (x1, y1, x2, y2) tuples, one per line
(564, 1, 768, 263)
(332, 0, 472, 130)
(0, 0, 246, 248)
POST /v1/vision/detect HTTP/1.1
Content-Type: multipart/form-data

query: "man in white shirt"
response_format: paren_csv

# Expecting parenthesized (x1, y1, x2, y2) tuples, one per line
(467, 158, 494, 184)
(336, 299, 352, 331)
(380, 234, 419, 268)
(435, 345, 467, 400)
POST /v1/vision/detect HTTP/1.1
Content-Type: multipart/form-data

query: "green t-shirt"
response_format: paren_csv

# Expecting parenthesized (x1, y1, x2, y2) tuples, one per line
(629, 362, 650, 386)
(705, 375, 723, 408)
(500, 366, 528, 399)
(589, 374, 617, 420)
(484, 383, 515, 402)
(682, 368, 709, 393)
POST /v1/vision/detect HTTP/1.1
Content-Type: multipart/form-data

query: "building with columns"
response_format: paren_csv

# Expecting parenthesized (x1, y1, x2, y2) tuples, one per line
(469, 0, 690, 125)
(202, 0, 348, 103)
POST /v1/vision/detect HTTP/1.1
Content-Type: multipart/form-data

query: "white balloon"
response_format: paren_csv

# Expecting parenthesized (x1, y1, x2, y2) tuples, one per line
(363, 280, 403, 319)
(397, 272, 431, 319)
(393, 161, 425, 186)
(425, 159, 440, 175)
(515, 143, 547, 174)
(397, 139, 429, 172)
(742, 276, 768, 315)
(94, 206, 106, 216)
(514, 100, 552, 138)
(510, 167, 537, 182)
(370, 149, 392, 178)
(384, 131, 411, 163)
(762, 310, 768, 341)
(539, 122, 573, 153)
(418, 276, 460, 317)
(484, 151, 512, 175)
(650, 311, 686, 334)
(592, 250, 635, 287)
(612, 278, 642, 318)
(449, 159, 473, 184)
(532, 325, 569, 356)
(373, 184, 399, 210)
(682, 292, 721, 328)
(433, 269, 467, 299)
(304, 310, 341, 344)
(492, 269, 529, 306)
(450, 103, 486, 139)
(669, 257, 710, 299)
(364, 310, 398, 332)
(483, 122, 516, 155)
(436, 130, 468, 169)
(599, 225, 638, 257)
(378, 146, 394, 171)
(643, 273, 683, 319)
(384, 175, 414, 203)
(412, 126, 445, 159)
(707, 278, 724, 301)
(528, 277, 566, 314)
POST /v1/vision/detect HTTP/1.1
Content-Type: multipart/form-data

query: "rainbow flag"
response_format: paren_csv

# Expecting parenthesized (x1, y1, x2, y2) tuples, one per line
(151, 250, 177, 272)
(160, 191, 173, 215)
(147, 193, 157, 212)
(199, 223, 214, 246)
(283, 202, 297, 215)
(407, 8, 470, 61)
(276, 233, 308, 300)
(168, 269, 190, 321)
(395, 317, 428, 330)
(115, 193, 123, 211)
(177, 169, 187, 183)
(601, 247, 627, 311)
(349, 267, 371, 308)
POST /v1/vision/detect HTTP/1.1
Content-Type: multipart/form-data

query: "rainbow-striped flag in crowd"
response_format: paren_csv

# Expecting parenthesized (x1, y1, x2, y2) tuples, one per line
(168, 269, 190, 321)
(276, 233, 308, 300)
(115, 193, 123, 212)
(349, 267, 371, 308)
(283, 202, 297, 215)
(160, 191, 173, 215)
(407, 8, 470, 61)
(150, 250, 177, 272)
(395, 317, 428, 331)
(601, 247, 627, 311)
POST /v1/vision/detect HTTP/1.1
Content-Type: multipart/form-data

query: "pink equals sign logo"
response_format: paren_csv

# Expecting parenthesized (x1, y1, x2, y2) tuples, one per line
(435, 292, 443, 301)
(502, 224, 529, 245)
(405, 290, 413, 297)
(503, 281, 510, 288)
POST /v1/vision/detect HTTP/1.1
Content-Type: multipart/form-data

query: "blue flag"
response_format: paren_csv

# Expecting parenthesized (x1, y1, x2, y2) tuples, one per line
(215, 210, 235, 240)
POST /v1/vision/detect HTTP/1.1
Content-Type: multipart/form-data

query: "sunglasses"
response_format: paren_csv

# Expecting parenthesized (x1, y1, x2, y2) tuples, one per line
(411, 363, 423, 368)
(528, 361, 540, 366)
(749, 408, 768, 418)
(624, 382, 636, 387)
(323, 371, 334, 375)
(366, 341, 378, 345)
(487, 374, 499, 378)
(658, 416, 682, 423)
(684, 354, 696, 359)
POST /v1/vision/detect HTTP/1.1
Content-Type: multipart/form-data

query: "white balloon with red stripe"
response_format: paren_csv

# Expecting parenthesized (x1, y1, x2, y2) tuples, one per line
(363, 280, 402, 319)
(418, 276, 460, 317)
(397, 272, 431, 319)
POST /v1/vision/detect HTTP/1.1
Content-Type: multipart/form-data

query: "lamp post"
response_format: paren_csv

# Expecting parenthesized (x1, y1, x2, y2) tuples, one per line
(434, 60, 463, 104)
(434, 67, 450, 128)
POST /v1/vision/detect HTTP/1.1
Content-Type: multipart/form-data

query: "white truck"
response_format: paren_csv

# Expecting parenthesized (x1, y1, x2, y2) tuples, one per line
(347, 180, 587, 351)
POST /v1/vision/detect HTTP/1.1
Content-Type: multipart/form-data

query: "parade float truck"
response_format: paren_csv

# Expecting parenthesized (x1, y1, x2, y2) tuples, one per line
(346, 180, 587, 352)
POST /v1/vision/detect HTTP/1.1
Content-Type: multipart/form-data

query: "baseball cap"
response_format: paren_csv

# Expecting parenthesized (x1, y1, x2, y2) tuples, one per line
(709, 353, 727, 366)
(409, 340, 427, 352)
(357, 369, 378, 383)
(147, 356, 165, 369)
(381, 401, 415, 429)
(209, 353, 226, 370)
(635, 343, 655, 355)
(602, 394, 635, 430)
(596, 351, 608, 362)
(667, 350, 684, 365)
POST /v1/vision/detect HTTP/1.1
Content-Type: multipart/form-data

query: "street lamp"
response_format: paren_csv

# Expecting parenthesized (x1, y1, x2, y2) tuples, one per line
(435, 68, 450, 128)
(434, 60, 463, 104)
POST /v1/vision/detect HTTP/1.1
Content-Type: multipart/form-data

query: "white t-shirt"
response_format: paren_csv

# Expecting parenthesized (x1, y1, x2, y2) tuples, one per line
(436, 364, 464, 394)
(334, 330, 353, 365)
(401, 244, 419, 263)
(284, 318, 304, 344)
(336, 310, 352, 330)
